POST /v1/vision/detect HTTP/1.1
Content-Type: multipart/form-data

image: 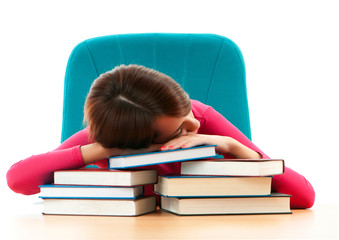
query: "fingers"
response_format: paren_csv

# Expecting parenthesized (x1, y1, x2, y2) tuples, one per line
(116, 143, 162, 156)
(159, 134, 208, 151)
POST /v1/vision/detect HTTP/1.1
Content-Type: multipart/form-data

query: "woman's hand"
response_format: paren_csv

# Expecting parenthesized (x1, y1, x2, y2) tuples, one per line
(80, 142, 162, 165)
(108, 143, 162, 157)
(159, 133, 221, 150)
(160, 134, 261, 159)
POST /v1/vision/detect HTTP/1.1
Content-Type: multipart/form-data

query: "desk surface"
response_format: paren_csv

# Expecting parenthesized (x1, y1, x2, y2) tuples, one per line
(3, 198, 339, 240)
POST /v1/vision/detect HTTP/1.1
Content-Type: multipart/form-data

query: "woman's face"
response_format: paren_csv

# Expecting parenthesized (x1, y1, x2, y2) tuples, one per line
(152, 111, 200, 144)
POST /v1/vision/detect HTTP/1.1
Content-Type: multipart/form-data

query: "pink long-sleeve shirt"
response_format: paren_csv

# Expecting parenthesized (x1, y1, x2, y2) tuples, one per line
(6, 100, 315, 208)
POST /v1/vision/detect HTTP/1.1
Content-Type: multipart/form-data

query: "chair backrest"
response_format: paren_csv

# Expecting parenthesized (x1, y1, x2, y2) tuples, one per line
(61, 33, 251, 143)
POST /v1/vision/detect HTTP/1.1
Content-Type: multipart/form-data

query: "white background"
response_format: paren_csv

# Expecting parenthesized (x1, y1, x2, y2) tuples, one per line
(1, 0, 338, 207)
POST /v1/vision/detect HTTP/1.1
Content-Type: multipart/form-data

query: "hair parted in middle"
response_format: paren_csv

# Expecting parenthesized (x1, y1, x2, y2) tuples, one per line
(84, 64, 191, 149)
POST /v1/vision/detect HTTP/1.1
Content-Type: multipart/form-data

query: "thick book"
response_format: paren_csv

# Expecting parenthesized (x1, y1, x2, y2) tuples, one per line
(154, 175, 272, 197)
(181, 159, 284, 176)
(42, 196, 156, 216)
(160, 193, 291, 215)
(108, 145, 217, 169)
(54, 169, 157, 186)
(39, 184, 144, 199)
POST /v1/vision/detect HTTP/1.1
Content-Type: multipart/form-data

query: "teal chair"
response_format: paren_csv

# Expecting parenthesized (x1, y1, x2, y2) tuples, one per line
(61, 33, 251, 143)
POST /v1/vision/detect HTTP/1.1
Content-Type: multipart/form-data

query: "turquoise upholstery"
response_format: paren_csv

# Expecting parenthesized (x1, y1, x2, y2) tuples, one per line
(61, 33, 251, 143)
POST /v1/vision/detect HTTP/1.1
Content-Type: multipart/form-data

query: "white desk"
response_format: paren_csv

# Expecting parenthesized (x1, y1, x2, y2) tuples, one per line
(2, 195, 339, 240)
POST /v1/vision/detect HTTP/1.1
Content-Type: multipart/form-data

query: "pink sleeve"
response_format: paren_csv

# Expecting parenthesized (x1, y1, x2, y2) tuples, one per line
(272, 167, 315, 209)
(6, 128, 90, 195)
(198, 106, 269, 159)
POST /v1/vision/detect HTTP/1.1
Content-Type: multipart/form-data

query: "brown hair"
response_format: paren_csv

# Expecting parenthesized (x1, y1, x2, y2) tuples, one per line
(84, 64, 191, 149)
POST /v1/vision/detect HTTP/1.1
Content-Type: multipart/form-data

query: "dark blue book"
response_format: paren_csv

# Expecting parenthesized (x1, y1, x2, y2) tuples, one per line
(108, 145, 217, 169)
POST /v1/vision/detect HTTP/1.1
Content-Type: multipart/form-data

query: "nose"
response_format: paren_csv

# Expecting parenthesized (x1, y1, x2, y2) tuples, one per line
(182, 117, 200, 135)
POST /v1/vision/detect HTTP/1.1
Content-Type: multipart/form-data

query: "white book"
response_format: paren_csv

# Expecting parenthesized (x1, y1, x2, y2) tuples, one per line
(161, 193, 291, 215)
(43, 196, 156, 216)
(181, 159, 284, 176)
(53, 168, 157, 186)
(154, 176, 272, 197)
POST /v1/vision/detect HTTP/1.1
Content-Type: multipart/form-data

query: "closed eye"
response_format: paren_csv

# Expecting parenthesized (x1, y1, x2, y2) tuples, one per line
(171, 127, 183, 139)
(161, 127, 183, 143)
(154, 126, 183, 144)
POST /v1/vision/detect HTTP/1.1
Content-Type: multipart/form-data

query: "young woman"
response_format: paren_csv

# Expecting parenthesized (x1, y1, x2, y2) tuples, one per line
(6, 65, 315, 208)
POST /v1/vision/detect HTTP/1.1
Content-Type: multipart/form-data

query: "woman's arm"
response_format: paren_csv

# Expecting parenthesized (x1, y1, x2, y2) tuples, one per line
(6, 129, 91, 195)
(162, 105, 268, 159)
(272, 167, 315, 208)
(80, 142, 162, 165)
(199, 106, 315, 208)
(198, 106, 269, 158)
(161, 133, 262, 159)
(163, 102, 315, 208)
(6, 128, 162, 195)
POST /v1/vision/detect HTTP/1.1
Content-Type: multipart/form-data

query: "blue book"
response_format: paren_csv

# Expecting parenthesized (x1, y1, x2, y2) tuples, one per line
(108, 145, 217, 169)
(154, 175, 272, 197)
(39, 184, 144, 199)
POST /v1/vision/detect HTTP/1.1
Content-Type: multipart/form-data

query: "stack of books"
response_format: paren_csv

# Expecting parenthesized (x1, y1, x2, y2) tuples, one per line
(39, 168, 158, 216)
(40, 145, 291, 216)
(154, 158, 291, 215)
(107, 145, 291, 215)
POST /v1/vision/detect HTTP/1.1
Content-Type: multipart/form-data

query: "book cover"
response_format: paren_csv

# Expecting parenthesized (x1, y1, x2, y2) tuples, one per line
(108, 145, 217, 169)
(181, 159, 284, 176)
(53, 168, 157, 186)
(154, 175, 272, 197)
(39, 184, 144, 199)
(160, 193, 292, 215)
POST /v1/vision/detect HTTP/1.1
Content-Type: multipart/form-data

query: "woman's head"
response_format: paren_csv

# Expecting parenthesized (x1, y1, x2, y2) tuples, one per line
(84, 64, 191, 149)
